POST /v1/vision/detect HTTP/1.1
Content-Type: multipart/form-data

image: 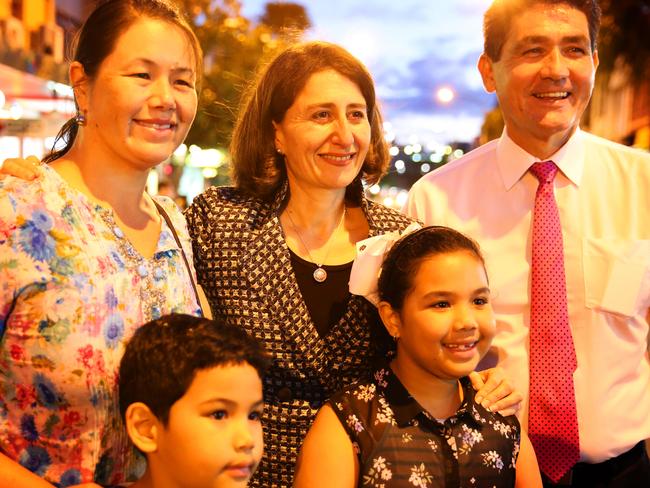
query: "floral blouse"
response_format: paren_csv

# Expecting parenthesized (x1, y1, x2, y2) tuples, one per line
(0, 166, 201, 487)
(329, 364, 520, 487)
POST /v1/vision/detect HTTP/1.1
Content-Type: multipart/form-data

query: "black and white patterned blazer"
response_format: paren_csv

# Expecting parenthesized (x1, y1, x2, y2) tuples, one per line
(185, 182, 414, 487)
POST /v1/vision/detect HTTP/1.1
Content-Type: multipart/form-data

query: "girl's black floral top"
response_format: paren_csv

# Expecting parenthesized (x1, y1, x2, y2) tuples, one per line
(328, 364, 520, 487)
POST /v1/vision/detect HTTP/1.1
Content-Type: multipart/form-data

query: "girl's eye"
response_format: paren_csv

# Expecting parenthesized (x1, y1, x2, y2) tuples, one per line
(249, 410, 263, 421)
(131, 72, 150, 80)
(431, 301, 450, 309)
(211, 410, 228, 420)
(349, 110, 366, 120)
(474, 297, 489, 306)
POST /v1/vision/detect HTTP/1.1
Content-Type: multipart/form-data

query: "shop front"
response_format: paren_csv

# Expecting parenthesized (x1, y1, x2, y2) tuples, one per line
(0, 62, 74, 160)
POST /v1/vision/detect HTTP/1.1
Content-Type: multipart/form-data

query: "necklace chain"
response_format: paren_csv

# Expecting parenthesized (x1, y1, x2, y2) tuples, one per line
(285, 204, 346, 283)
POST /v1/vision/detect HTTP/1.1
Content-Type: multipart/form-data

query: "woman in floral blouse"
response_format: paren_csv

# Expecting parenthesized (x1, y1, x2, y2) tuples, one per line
(294, 226, 542, 487)
(0, 1, 203, 487)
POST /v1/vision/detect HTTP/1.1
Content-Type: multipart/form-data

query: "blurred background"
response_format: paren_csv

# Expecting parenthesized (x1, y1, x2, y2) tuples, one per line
(0, 0, 648, 208)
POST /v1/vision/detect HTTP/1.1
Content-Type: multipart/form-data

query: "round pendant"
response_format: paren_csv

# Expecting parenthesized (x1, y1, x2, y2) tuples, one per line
(313, 266, 327, 283)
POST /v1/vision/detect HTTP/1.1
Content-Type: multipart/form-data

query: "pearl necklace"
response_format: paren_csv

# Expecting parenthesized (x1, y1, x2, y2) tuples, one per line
(286, 205, 346, 283)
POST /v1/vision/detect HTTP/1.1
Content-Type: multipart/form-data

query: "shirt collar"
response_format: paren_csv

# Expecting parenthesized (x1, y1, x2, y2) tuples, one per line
(375, 362, 482, 429)
(496, 127, 585, 190)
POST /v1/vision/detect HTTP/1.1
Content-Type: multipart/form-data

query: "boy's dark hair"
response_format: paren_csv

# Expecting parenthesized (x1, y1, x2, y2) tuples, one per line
(483, 0, 602, 61)
(378, 226, 486, 312)
(118, 314, 269, 425)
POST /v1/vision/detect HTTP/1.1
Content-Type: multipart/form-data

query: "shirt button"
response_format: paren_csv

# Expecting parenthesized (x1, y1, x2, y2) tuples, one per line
(137, 265, 148, 277)
(113, 226, 124, 238)
(153, 268, 165, 280)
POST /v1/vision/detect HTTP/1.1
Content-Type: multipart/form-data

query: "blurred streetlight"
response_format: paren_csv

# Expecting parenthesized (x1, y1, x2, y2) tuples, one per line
(436, 86, 455, 105)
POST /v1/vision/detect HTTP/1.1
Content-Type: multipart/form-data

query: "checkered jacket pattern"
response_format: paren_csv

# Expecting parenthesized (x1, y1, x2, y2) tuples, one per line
(185, 183, 414, 487)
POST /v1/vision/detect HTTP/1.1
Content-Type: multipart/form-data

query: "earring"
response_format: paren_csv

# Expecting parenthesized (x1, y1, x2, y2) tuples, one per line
(276, 148, 283, 155)
(75, 111, 87, 126)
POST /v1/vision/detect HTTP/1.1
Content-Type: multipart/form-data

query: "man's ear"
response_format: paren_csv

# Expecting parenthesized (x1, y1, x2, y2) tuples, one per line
(125, 402, 161, 454)
(591, 48, 599, 72)
(378, 301, 402, 340)
(69, 61, 90, 113)
(478, 53, 497, 93)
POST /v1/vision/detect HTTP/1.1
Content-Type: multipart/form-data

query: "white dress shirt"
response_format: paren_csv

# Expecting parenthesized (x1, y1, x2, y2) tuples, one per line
(405, 128, 650, 463)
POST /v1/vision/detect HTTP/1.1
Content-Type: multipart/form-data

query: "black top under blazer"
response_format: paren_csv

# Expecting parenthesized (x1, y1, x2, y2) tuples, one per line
(185, 182, 414, 487)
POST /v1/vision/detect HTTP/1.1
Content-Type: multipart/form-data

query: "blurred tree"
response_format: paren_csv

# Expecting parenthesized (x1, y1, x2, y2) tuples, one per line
(479, 106, 505, 145)
(172, 0, 311, 149)
(173, 0, 271, 149)
(598, 0, 650, 81)
(261, 2, 311, 34)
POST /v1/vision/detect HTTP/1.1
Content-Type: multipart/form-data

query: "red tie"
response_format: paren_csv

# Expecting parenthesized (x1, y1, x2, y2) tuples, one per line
(528, 161, 580, 482)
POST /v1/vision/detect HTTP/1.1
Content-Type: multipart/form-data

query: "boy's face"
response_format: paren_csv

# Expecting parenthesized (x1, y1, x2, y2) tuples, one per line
(154, 362, 264, 488)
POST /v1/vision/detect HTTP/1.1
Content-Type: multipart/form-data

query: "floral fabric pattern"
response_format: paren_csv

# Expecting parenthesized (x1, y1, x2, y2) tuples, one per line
(0, 166, 200, 487)
(329, 363, 520, 487)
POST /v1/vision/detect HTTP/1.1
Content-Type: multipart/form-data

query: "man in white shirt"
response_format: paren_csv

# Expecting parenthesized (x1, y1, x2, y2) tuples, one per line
(405, 0, 650, 486)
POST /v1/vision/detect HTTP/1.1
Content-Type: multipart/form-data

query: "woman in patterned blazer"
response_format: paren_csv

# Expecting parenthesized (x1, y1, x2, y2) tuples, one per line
(184, 41, 520, 487)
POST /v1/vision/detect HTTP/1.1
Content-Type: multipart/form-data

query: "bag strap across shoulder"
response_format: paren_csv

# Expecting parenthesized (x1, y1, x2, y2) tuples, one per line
(152, 199, 204, 317)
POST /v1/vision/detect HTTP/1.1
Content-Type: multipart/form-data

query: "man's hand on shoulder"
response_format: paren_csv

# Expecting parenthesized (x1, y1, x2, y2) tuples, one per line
(470, 367, 523, 417)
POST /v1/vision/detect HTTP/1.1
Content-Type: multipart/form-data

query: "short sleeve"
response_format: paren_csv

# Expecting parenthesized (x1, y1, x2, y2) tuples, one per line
(0, 181, 52, 338)
(327, 381, 391, 466)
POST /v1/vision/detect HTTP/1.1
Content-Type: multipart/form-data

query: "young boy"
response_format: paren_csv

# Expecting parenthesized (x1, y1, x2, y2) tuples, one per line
(118, 314, 268, 488)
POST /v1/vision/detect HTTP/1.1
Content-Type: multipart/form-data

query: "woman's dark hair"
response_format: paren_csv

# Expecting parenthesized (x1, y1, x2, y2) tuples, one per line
(378, 226, 486, 311)
(118, 314, 269, 425)
(230, 41, 389, 201)
(483, 0, 601, 61)
(44, 0, 202, 164)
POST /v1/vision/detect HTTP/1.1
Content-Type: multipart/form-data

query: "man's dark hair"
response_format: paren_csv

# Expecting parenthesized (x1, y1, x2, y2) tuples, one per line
(118, 314, 269, 425)
(483, 0, 602, 61)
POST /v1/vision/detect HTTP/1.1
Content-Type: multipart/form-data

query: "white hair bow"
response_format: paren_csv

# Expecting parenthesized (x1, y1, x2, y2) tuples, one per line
(349, 222, 422, 306)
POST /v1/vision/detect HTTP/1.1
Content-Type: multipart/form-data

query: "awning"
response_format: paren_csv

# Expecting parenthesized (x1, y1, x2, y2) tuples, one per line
(0, 63, 75, 137)
(0, 63, 75, 124)
(0, 62, 73, 101)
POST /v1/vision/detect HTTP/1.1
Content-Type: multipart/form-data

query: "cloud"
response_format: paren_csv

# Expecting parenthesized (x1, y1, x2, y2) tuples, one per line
(242, 0, 498, 143)
(376, 48, 495, 118)
(310, 0, 440, 23)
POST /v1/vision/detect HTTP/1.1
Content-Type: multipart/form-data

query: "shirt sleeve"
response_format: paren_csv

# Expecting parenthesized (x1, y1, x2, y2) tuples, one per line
(327, 383, 388, 467)
(0, 184, 52, 338)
